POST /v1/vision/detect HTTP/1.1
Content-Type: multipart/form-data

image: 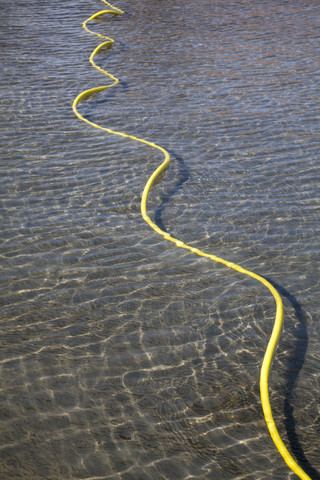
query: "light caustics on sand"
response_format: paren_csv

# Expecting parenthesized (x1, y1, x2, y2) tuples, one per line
(72, 2, 312, 479)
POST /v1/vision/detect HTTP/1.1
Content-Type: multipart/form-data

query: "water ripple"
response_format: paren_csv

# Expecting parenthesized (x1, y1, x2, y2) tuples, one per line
(1, 0, 319, 478)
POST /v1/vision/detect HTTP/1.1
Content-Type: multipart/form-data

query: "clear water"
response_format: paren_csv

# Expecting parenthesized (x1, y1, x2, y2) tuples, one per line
(1, 0, 319, 479)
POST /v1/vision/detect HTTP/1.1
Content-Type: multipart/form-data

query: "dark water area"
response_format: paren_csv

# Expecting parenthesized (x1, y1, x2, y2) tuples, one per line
(1, 0, 319, 478)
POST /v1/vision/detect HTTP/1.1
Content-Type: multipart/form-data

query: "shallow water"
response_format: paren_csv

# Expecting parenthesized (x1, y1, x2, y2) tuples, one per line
(1, 0, 319, 479)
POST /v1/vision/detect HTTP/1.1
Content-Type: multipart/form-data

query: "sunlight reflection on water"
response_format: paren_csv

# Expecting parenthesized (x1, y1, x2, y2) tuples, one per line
(1, 0, 319, 478)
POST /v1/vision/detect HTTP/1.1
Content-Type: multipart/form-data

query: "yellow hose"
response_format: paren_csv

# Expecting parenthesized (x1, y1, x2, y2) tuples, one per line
(72, 2, 312, 478)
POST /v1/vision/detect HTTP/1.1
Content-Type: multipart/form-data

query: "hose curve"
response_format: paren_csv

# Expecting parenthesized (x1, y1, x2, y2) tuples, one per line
(72, 2, 311, 479)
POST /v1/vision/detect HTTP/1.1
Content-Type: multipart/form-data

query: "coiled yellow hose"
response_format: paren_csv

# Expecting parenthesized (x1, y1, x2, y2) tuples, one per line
(72, 2, 311, 479)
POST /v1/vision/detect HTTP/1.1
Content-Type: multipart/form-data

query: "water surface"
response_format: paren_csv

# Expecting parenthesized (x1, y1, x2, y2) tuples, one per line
(1, 0, 319, 478)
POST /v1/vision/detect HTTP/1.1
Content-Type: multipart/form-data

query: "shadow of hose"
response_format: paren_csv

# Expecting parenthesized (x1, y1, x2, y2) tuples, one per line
(265, 279, 319, 480)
